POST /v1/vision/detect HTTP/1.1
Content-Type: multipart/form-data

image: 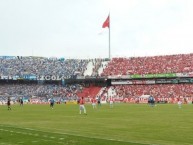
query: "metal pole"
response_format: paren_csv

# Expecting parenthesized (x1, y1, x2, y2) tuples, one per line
(109, 13, 111, 59)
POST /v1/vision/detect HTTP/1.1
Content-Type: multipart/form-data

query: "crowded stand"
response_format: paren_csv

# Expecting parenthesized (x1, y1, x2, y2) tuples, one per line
(0, 56, 89, 78)
(101, 53, 193, 76)
(0, 84, 82, 104)
(1, 53, 193, 105)
(111, 84, 193, 103)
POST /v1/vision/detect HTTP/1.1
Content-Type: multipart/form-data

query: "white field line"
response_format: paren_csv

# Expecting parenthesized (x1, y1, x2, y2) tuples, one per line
(0, 124, 153, 145)
(0, 127, 64, 144)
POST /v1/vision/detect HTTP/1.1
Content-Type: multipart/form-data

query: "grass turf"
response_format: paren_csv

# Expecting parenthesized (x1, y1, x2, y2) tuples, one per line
(0, 103, 193, 145)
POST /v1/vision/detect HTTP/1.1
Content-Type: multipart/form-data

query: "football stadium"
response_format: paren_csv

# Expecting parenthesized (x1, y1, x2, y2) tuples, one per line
(1, 55, 193, 145)
(1, 0, 193, 145)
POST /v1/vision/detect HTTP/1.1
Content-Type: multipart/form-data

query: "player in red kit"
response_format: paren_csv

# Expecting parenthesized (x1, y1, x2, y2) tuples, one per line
(79, 97, 87, 115)
(91, 97, 97, 109)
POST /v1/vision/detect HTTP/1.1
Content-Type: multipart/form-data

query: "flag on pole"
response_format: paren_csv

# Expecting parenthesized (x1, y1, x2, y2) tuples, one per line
(101, 14, 111, 59)
(102, 15, 110, 28)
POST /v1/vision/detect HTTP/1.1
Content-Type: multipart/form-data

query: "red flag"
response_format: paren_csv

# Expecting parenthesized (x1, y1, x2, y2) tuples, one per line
(102, 15, 110, 28)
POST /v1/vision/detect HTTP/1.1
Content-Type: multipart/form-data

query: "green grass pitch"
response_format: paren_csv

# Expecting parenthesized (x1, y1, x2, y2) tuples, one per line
(0, 103, 193, 145)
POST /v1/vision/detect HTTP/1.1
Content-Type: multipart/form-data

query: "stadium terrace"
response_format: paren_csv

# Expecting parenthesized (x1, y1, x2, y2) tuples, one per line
(0, 53, 193, 105)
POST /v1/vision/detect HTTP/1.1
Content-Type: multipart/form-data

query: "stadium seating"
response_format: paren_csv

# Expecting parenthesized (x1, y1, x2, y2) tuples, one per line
(0, 84, 82, 103)
(101, 53, 193, 76)
(112, 84, 193, 103)
(1, 54, 193, 104)
(0, 57, 89, 78)
(77, 86, 102, 98)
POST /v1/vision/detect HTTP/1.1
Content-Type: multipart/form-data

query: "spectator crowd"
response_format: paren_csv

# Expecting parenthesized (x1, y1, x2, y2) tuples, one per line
(101, 53, 193, 76)
(0, 56, 89, 78)
(1, 53, 193, 104)
(0, 84, 82, 104)
(114, 84, 193, 99)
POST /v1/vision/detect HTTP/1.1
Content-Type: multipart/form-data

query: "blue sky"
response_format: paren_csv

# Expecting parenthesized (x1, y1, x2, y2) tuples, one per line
(0, 0, 193, 58)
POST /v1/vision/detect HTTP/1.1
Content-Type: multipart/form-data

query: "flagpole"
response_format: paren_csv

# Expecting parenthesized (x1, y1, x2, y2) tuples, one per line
(109, 13, 111, 60)
(102, 14, 111, 59)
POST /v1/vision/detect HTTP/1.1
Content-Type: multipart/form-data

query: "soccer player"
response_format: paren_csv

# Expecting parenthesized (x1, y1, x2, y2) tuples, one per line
(97, 95, 101, 106)
(177, 97, 182, 109)
(7, 97, 11, 110)
(135, 97, 140, 104)
(79, 97, 87, 115)
(148, 95, 155, 107)
(91, 97, 97, 109)
(49, 97, 55, 109)
(109, 97, 114, 108)
(19, 97, 24, 106)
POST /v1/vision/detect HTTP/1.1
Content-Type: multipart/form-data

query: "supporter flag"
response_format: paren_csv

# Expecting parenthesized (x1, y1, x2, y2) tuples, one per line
(102, 15, 110, 28)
